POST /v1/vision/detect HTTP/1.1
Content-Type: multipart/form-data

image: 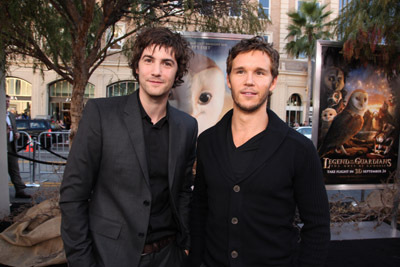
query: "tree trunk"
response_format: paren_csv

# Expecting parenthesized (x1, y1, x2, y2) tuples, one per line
(304, 57, 312, 125)
(69, 77, 87, 146)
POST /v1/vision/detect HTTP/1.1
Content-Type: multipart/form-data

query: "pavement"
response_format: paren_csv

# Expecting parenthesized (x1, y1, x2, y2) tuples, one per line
(3, 180, 61, 226)
(4, 180, 400, 267)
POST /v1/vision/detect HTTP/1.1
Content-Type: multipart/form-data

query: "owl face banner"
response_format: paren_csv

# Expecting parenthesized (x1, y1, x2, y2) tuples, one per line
(171, 32, 252, 135)
(313, 41, 400, 185)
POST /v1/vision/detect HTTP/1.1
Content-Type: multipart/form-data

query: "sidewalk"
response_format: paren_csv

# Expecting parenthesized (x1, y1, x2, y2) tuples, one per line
(3, 183, 400, 267)
(8, 182, 61, 205)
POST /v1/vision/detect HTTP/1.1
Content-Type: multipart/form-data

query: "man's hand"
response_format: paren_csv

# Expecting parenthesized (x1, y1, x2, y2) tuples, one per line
(184, 250, 189, 256)
(15, 132, 20, 140)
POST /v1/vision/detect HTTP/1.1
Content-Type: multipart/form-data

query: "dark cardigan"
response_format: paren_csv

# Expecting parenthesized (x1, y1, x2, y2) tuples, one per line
(190, 109, 330, 267)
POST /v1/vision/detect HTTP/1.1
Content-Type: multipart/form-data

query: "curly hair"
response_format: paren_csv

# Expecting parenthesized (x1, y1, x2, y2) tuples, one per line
(129, 27, 193, 88)
(226, 36, 280, 79)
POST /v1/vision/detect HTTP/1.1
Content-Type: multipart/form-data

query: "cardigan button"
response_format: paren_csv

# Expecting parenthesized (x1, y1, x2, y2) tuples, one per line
(231, 217, 238, 224)
(233, 185, 240, 192)
(231, 250, 238, 258)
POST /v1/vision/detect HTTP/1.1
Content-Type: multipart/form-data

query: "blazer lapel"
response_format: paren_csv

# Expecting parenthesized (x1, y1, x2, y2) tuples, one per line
(167, 106, 182, 189)
(123, 91, 150, 187)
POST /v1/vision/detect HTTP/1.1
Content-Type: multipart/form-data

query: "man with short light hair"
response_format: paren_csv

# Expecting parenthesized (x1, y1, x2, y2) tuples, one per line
(190, 37, 330, 266)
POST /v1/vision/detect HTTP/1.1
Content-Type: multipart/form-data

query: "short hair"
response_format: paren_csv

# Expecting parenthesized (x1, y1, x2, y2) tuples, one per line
(6, 94, 10, 98)
(226, 36, 279, 79)
(129, 27, 193, 88)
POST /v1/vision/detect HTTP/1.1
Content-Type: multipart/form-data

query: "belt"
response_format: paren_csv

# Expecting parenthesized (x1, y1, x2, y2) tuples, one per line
(142, 235, 176, 255)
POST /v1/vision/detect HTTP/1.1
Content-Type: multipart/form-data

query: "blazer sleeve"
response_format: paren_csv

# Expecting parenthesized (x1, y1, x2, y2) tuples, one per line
(59, 100, 102, 267)
(177, 118, 198, 250)
(294, 140, 331, 266)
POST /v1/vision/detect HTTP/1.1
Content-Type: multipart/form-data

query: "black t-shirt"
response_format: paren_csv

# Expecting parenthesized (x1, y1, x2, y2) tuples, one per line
(227, 126, 264, 181)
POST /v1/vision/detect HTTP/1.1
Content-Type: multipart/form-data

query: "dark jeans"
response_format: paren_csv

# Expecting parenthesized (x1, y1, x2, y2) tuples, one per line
(138, 242, 187, 267)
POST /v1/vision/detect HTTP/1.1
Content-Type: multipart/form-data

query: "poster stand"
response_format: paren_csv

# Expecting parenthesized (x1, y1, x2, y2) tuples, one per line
(312, 40, 400, 236)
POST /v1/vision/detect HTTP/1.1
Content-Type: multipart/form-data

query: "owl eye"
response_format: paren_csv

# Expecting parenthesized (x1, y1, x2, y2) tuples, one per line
(198, 92, 212, 105)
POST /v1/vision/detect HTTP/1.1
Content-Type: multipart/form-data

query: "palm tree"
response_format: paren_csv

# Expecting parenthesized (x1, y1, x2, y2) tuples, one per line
(285, 0, 334, 124)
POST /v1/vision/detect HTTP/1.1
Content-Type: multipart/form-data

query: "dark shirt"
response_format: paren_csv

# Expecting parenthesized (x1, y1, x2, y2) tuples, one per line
(227, 125, 263, 181)
(138, 95, 177, 243)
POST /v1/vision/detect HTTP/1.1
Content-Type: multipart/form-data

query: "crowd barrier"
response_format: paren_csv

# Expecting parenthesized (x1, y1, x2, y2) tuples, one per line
(13, 131, 70, 186)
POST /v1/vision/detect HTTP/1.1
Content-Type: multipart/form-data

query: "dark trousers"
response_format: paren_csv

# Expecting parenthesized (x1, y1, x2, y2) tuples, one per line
(7, 142, 26, 192)
(138, 242, 186, 267)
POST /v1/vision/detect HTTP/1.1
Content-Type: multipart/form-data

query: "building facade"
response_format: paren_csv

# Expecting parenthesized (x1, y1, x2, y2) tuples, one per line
(6, 0, 341, 128)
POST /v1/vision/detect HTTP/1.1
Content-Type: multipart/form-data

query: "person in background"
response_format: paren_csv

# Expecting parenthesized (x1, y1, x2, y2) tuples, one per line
(189, 37, 330, 266)
(6, 95, 31, 198)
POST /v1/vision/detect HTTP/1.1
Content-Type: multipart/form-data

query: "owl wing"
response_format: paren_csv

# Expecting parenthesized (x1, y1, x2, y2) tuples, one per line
(319, 110, 363, 156)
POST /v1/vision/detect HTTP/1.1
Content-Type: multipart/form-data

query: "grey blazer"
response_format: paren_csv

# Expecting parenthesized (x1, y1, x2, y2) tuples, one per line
(60, 91, 198, 267)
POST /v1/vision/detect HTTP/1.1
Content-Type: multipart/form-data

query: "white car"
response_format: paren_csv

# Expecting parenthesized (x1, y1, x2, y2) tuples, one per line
(296, 126, 312, 139)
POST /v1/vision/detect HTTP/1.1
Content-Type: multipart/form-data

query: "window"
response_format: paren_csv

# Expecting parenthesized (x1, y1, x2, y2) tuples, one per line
(258, 0, 270, 19)
(107, 81, 139, 97)
(286, 94, 303, 126)
(6, 78, 32, 115)
(297, 0, 304, 10)
(288, 94, 302, 106)
(297, 0, 320, 12)
(199, 0, 213, 16)
(170, 0, 183, 13)
(49, 80, 95, 98)
(229, 0, 242, 17)
(6, 78, 32, 96)
(16, 120, 29, 130)
(339, 0, 351, 13)
(30, 121, 47, 129)
(106, 23, 125, 51)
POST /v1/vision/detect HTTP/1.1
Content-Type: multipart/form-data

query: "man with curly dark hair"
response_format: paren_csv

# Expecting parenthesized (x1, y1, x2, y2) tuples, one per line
(60, 27, 197, 267)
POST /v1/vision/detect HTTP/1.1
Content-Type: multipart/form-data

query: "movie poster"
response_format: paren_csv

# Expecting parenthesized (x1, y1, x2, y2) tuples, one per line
(170, 32, 251, 135)
(314, 41, 400, 185)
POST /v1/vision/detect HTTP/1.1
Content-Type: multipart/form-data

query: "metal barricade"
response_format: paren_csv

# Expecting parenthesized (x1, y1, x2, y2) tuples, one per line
(34, 131, 70, 184)
(16, 131, 33, 177)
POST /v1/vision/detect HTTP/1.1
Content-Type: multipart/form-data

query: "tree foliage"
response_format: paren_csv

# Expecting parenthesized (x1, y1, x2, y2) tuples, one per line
(285, 0, 333, 59)
(0, 0, 269, 141)
(336, 0, 400, 76)
(284, 0, 333, 122)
